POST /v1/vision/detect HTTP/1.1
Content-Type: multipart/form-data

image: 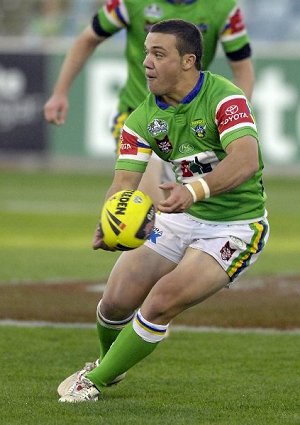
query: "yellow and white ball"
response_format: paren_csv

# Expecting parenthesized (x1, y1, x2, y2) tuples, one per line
(100, 190, 155, 251)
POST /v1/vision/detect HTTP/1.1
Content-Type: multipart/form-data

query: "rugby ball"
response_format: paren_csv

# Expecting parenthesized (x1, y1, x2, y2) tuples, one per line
(100, 190, 155, 251)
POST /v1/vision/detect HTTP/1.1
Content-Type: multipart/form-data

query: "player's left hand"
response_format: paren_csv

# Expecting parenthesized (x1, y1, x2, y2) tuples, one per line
(92, 223, 116, 251)
(157, 182, 194, 213)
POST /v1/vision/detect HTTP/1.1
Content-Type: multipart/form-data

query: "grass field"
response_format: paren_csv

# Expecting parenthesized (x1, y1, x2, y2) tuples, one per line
(1, 325, 299, 425)
(1, 169, 300, 282)
(0, 169, 299, 424)
(0, 169, 119, 282)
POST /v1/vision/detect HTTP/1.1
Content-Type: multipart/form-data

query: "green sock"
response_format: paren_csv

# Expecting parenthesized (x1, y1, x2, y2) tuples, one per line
(87, 323, 158, 389)
(96, 300, 135, 360)
(96, 321, 121, 360)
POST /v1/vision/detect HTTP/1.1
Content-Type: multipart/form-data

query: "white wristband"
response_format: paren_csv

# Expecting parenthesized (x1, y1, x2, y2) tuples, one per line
(185, 184, 197, 203)
(198, 178, 210, 199)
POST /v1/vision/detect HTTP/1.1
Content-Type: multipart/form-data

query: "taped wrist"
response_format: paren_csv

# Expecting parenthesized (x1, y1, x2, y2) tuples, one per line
(185, 178, 210, 203)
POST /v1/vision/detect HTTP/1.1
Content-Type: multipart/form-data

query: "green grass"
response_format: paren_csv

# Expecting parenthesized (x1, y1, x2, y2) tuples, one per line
(1, 326, 299, 425)
(257, 176, 300, 275)
(0, 169, 300, 282)
(0, 170, 120, 282)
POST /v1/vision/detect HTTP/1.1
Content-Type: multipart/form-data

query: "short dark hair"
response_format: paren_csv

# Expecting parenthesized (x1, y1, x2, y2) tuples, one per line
(149, 19, 203, 71)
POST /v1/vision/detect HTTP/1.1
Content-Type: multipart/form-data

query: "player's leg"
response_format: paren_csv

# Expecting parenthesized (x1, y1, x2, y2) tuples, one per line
(141, 248, 229, 325)
(78, 219, 269, 396)
(83, 248, 227, 392)
(58, 249, 223, 394)
(85, 213, 199, 387)
(58, 246, 177, 401)
(140, 217, 270, 325)
(60, 211, 269, 401)
(59, 248, 225, 401)
(96, 245, 176, 354)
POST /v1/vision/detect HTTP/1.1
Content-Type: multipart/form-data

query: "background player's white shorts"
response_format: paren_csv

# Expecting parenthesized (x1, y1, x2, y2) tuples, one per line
(144, 212, 270, 283)
(151, 153, 175, 183)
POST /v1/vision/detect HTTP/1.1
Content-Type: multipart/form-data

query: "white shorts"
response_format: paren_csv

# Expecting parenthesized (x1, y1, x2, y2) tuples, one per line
(145, 212, 270, 283)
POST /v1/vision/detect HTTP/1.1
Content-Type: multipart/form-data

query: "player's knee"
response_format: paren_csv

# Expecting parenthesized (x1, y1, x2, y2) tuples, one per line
(142, 292, 180, 323)
(96, 299, 135, 328)
(99, 296, 134, 321)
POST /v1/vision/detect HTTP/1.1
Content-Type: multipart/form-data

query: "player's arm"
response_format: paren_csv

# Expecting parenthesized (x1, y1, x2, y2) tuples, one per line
(45, 0, 130, 126)
(105, 170, 143, 201)
(195, 135, 258, 195)
(158, 135, 259, 213)
(138, 155, 165, 207)
(220, 6, 255, 100)
(44, 25, 107, 125)
(228, 57, 255, 101)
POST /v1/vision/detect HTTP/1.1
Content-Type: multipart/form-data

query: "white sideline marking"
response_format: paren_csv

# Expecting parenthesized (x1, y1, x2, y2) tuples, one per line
(0, 319, 299, 334)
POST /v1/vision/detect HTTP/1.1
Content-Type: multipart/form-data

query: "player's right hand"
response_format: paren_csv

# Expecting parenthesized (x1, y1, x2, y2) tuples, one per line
(92, 223, 116, 251)
(158, 182, 194, 213)
(44, 94, 69, 125)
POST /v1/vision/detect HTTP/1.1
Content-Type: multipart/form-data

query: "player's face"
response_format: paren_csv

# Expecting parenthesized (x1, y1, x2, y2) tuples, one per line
(143, 32, 183, 97)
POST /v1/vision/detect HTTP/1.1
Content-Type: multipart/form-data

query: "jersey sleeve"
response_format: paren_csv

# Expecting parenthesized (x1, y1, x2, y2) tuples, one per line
(219, 5, 251, 60)
(115, 123, 153, 173)
(94, 0, 130, 36)
(215, 95, 258, 149)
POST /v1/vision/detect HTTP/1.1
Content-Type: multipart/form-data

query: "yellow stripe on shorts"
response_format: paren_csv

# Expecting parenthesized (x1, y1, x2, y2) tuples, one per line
(227, 220, 268, 281)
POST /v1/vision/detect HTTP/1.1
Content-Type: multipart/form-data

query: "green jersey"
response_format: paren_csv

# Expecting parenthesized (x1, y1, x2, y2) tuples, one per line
(94, 0, 251, 113)
(116, 71, 266, 223)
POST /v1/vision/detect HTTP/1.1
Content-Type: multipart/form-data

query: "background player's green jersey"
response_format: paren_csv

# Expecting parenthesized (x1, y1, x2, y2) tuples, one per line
(94, 0, 251, 113)
(116, 71, 266, 223)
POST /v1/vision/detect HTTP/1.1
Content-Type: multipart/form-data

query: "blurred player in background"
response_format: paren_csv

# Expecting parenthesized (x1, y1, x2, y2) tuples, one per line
(44, 0, 255, 205)
(58, 19, 269, 403)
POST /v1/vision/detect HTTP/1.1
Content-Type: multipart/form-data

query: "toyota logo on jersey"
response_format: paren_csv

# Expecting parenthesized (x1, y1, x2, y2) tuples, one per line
(225, 105, 239, 115)
(216, 95, 256, 137)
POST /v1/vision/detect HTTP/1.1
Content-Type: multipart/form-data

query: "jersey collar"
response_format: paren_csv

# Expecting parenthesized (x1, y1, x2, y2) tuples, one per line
(156, 71, 204, 110)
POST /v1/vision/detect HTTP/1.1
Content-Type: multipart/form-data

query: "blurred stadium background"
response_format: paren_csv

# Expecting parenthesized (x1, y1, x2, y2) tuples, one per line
(0, 0, 300, 171)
